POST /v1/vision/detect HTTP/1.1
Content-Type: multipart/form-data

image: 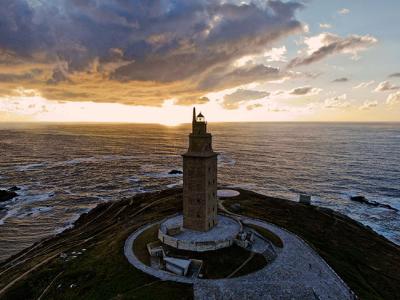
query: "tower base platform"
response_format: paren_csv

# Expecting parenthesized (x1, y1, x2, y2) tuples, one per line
(158, 214, 241, 252)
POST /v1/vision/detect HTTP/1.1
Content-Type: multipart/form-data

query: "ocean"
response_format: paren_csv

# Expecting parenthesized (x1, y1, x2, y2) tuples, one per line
(0, 122, 399, 262)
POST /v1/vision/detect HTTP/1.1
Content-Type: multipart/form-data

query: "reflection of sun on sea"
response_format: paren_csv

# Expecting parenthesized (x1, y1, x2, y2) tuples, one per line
(159, 119, 181, 127)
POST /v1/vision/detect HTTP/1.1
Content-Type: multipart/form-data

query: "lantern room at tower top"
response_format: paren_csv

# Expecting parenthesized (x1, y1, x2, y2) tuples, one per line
(186, 108, 214, 154)
(191, 107, 207, 136)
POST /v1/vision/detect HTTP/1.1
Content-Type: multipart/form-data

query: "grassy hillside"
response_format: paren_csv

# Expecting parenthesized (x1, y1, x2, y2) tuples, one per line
(0, 189, 192, 300)
(224, 189, 400, 300)
(0, 188, 399, 299)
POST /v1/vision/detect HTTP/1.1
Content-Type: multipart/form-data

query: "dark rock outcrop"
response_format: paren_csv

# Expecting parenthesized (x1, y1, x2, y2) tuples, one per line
(168, 169, 183, 175)
(8, 186, 20, 191)
(230, 203, 242, 213)
(350, 195, 398, 212)
(350, 196, 369, 204)
(0, 190, 18, 202)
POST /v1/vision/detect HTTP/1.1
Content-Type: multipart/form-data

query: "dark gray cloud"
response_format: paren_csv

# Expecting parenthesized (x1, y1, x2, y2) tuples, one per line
(0, 69, 43, 82)
(246, 103, 263, 110)
(389, 73, 400, 78)
(288, 33, 377, 68)
(47, 68, 72, 85)
(332, 77, 349, 82)
(0, 0, 304, 106)
(289, 86, 320, 95)
(198, 64, 281, 91)
(175, 96, 210, 106)
(222, 88, 269, 109)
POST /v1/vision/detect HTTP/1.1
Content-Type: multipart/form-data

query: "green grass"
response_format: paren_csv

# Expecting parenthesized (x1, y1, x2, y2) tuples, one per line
(1, 189, 193, 300)
(2, 188, 399, 300)
(226, 189, 400, 300)
(234, 253, 267, 278)
(165, 244, 267, 279)
(245, 223, 283, 248)
(132, 224, 159, 266)
(131, 223, 268, 280)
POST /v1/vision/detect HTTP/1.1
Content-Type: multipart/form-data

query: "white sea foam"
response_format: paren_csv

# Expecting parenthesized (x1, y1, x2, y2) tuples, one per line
(166, 180, 183, 188)
(2, 189, 55, 212)
(21, 191, 55, 205)
(53, 155, 136, 167)
(218, 154, 236, 166)
(17, 206, 53, 218)
(16, 163, 46, 171)
(54, 213, 82, 234)
(15, 155, 138, 172)
(145, 172, 182, 179)
(0, 207, 20, 225)
(127, 176, 141, 183)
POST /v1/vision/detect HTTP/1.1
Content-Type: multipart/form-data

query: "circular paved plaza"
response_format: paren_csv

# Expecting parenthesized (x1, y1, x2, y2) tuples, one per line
(124, 215, 354, 299)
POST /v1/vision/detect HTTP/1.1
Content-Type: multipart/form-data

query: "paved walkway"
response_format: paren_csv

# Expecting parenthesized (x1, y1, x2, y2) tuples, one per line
(124, 216, 355, 299)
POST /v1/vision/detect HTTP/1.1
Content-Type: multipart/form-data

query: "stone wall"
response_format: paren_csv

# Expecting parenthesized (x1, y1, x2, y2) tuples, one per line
(182, 154, 217, 231)
(158, 229, 234, 252)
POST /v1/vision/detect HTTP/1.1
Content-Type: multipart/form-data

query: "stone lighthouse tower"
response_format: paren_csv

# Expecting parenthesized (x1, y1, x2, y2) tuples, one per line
(182, 108, 218, 231)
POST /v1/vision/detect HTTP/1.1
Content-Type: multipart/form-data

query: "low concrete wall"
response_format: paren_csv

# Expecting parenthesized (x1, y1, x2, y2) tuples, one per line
(158, 229, 234, 252)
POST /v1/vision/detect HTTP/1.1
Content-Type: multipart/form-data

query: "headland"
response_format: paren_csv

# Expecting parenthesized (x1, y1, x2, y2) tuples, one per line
(0, 188, 399, 299)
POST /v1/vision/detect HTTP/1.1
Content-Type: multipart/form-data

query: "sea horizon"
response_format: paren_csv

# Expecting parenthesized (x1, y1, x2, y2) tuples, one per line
(1, 120, 400, 125)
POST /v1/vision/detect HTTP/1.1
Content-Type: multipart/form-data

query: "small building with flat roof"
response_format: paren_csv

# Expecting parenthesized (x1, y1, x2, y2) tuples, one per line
(164, 256, 191, 276)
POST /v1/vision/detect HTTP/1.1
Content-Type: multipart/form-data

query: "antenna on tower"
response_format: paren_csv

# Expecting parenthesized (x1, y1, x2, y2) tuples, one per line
(192, 107, 196, 123)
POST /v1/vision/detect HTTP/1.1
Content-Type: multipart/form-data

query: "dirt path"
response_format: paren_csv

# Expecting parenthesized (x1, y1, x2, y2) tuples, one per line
(226, 252, 255, 278)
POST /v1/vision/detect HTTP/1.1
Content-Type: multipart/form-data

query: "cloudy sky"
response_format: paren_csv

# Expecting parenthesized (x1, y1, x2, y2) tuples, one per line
(0, 0, 399, 124)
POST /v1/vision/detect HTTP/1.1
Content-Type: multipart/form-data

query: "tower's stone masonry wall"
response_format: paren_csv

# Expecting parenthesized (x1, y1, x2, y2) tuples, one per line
(183, 155, 217, 231)
(188, 134, 212, 152)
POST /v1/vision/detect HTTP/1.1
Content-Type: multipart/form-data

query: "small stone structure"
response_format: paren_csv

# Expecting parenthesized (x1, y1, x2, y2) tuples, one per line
(217, 189, 240, 198)
(158, 214, 240, 252)
(164, 256, 191, 276)
(146, 241, 165, 257)
(235, 230, 255, 249)
(166, 226, 181, 236)
(299, 194, 311, 205)
(146, 240, 204, 277)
